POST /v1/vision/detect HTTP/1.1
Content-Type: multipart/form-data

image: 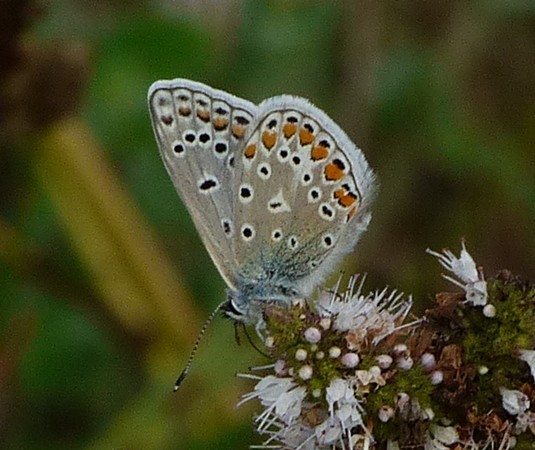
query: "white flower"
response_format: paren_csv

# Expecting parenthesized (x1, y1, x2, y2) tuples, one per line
(423, 408, 435, 421)
(321, 378, 367, 447)
(240, 375, 369, 449)
(426, 241, 488, 306)
(315, 416, 342, 446)
(255, 421, 316, 450)
(519, 349, 535, 383)
(500, 387, 530, 416)
(318, 276, 413, 344)
(355, 367, 385, 388)
(425, 425, 459, 450)
(238, 375, 306, 430)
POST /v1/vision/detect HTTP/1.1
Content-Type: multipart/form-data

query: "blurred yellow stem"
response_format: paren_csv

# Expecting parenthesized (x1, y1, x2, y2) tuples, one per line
(35, 117, 199, 348)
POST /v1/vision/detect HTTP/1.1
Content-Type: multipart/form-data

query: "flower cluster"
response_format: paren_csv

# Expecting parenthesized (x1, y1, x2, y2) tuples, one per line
(239, 276, 417, 449)
(239, 244, 535, 450)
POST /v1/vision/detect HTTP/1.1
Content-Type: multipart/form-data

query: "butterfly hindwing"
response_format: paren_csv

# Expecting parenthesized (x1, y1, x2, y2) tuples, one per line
(232, 96, 376, 295)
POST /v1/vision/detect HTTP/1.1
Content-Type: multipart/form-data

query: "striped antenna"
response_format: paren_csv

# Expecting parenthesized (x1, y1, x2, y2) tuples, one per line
(174, 299, 228, 392)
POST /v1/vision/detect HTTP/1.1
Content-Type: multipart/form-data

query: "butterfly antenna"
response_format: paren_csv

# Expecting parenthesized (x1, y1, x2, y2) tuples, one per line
(174, 299, 228, 392)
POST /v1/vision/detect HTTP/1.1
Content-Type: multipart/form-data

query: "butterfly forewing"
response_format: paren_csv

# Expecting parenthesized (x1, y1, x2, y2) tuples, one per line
(232, 96, 376, 295)
(148, 79, 258, 288)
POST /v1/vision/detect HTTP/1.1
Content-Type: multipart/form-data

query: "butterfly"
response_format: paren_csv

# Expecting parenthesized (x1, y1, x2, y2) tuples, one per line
(148, 78, 376, 327)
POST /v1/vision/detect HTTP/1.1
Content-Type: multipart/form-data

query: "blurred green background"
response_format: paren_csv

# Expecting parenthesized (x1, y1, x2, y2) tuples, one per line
(1, 1, 534, 448)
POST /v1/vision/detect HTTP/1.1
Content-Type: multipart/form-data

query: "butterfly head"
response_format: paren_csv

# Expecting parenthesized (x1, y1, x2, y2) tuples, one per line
(225, 276, 303, 325)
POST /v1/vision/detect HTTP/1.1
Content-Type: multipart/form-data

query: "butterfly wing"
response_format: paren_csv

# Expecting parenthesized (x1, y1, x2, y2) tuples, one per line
(148, 79, 258, 288)
(231, 96, 377, 296)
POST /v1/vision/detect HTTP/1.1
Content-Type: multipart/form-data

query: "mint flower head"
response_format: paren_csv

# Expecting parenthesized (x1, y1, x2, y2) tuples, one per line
(237, 242, 535, 449)
(239, 276, 415, 449)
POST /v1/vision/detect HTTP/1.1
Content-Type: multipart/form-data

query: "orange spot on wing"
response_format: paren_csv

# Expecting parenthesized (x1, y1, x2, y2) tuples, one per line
(213, 117, 229, 131)
(283, 123, 297, 138)
(299, 128, 315, 146)
(333, 187, 357, 207)
(244, 144, 257, 159)
(347, 205, 358, 222)
(232, 125, 246, 138)
(178, 107, 191, 117)
(324, 162, 345, 181)
(333, 188, 346, 199)
(262, 131, 277, 150)
(339, 192, 357, 208)
(311, 144, 329, 161)
(197, 110, 210, 122)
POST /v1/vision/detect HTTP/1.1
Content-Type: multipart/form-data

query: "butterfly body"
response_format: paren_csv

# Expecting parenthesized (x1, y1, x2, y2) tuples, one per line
(148, 79, 376, 326)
